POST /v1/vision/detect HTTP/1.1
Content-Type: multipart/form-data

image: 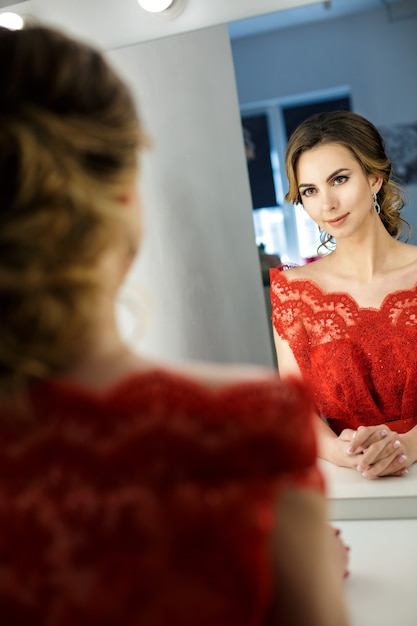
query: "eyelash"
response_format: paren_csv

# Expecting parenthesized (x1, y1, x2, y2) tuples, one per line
(334, 175, 348, 185)
(301, 175, 349, 197)
(301, 188, 315, 197)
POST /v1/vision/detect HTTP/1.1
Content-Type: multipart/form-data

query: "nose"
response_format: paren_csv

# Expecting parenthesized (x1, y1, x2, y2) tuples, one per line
(321, 187, 338, 212)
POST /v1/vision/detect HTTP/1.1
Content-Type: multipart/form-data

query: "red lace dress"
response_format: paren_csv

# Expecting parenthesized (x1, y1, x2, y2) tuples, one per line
(0, 369, 322, 626)
(270, 267, 417, 435)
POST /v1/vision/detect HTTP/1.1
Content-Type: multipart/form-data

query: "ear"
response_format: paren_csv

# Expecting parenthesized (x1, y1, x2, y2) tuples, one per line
(369, 175, 383, 195)
(116, 179, 140, 209)
(117, 189, 134, 205)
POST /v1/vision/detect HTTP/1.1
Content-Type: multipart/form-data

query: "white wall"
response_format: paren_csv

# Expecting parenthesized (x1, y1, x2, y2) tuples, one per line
(9, 0, 317, 50)
(231, 6, 417, 240)
(108, 25, 274, 366)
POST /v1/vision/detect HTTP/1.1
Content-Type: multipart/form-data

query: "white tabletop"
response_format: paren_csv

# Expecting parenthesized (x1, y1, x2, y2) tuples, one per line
(318, 461, 417, 623)
(319, 459, 417, 520)
(337, 519, 417, 626)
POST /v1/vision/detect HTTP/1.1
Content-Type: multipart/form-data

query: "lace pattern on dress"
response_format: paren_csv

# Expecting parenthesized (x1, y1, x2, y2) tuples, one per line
(269, 267, 417, 434)
(0, 371, 323, 626)
(271, 269, 417, 346)
(387, 293, 417, 326)
(270, 270, 357, 346)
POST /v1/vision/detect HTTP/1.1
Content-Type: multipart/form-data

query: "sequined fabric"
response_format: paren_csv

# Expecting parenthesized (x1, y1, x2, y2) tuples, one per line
(0, 370, 322, 625)
(270, 267, 417, 434)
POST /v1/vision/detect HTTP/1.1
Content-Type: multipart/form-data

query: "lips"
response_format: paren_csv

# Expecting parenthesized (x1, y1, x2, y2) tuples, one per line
(326, 213, 349, 227)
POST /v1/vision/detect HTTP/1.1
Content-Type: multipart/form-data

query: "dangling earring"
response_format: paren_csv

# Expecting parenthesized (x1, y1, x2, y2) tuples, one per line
(318, 226, 330, 242)
(318, 226, 335, 251)
(373, 192, 381, 215)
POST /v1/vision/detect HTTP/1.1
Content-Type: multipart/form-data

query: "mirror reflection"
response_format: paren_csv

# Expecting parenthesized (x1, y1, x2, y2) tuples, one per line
(1, 1, 415, 370)
(228, 0, 417, 270)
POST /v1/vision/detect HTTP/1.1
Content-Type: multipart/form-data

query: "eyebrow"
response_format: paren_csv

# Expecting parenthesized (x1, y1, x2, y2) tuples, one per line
(298, 168, 349, 190)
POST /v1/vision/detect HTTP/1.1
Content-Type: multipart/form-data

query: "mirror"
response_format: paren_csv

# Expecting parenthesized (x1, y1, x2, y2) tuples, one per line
(1, 0, 416, 369)
(226, 0, 417, 364)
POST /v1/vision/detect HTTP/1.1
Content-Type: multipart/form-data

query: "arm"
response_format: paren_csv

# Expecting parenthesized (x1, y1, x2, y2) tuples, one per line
(270, 487, 350, 626)
(273, 328, 412, 477)
(273, 328, 360, 469)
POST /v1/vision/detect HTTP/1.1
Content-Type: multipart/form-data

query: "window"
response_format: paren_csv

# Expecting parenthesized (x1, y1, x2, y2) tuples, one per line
(282, 96, 351, 140)
(242, 113, 277, 209)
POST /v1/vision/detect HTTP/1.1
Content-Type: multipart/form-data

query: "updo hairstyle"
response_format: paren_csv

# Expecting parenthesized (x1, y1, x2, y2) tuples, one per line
(0, 25, 147, 402)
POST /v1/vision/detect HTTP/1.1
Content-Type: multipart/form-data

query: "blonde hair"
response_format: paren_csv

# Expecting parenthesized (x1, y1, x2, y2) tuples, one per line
(0, 26, 147, 403)
(285, 110, 409, 251)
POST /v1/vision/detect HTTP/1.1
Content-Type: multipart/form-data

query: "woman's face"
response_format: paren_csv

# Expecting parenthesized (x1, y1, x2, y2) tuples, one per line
(296, 142, 381, 240)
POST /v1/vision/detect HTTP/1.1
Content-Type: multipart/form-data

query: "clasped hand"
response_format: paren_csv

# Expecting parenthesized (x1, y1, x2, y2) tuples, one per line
(339, 425, 409, 478)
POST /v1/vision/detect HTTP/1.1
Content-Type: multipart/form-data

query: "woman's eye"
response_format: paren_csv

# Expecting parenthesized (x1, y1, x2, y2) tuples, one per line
(302, 187, 315, 197)
(333, 175, 348, 185)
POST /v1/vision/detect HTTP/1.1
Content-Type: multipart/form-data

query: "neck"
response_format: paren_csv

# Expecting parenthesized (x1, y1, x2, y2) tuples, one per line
(330, 222, 401, 281)
(59, 281, 149, 390)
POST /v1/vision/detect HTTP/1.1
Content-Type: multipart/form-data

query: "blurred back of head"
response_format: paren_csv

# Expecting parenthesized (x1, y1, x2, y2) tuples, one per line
(0, 25, 147, 404)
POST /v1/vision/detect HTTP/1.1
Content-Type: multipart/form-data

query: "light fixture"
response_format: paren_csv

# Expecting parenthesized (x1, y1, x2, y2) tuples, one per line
(137, 0, 175, 13)
(0, 11, 24, 30)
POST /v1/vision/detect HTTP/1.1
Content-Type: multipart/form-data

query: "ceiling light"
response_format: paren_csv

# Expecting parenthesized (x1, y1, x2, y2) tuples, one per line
(0, 12, 24, 30)
(137, 0, 175, 13)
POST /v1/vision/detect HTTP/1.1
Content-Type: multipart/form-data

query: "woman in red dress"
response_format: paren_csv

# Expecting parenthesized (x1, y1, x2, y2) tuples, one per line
(271, 110, 417, 478)
(0, 26, 349, 625)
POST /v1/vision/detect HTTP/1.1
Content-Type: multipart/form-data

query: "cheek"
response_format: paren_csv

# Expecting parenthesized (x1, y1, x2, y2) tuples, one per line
(302, 199, 321, 222)
(132, 188, 142, 222)
(345, 185, 368, 209)
(126, 189, 142, 250)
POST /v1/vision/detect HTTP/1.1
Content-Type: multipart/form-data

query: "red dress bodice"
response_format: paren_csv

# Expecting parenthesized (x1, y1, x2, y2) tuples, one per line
(0, 369, 322, 626)
(270, 267, 417, 435)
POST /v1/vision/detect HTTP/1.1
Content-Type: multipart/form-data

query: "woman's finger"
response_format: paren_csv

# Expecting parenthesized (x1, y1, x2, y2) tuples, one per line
(347, 425, 395, 455)
(339, 428, 357, 442)
(358, 436, 404, 468)
(360, 451, 408, 478)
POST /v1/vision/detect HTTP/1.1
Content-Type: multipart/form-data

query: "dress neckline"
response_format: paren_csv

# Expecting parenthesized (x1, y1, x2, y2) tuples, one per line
(272, 266, 417, 313)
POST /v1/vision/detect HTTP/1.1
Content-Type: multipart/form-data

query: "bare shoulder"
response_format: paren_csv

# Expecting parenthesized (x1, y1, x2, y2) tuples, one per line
(385, 242, 417, 282)
(281, 256, 331, 281)
(165, 358, 277, 389)
(398, 242, 417, 265)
